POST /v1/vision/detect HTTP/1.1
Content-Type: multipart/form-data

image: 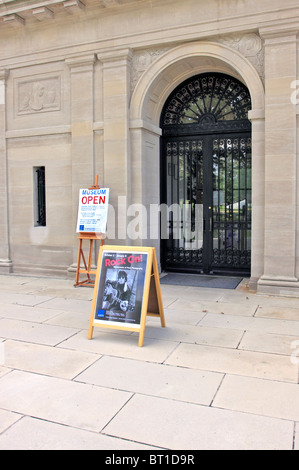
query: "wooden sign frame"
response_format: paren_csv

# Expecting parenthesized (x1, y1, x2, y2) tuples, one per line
(76, 177, 109, 235)
(74, 233, 104, 287)
(88, 245, 165, 347)
(74, 175, 106, 287)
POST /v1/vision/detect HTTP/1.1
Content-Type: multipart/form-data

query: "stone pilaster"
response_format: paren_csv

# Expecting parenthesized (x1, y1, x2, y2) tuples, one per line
(258, 28, 299, 294)
(97, 47, 133, 243)
(248, 108, 265, 291)
(66, 54, 96, 267)
(0, 69, 12, 273)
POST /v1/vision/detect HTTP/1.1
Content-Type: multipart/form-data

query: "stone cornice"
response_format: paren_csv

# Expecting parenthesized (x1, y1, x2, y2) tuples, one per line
(0, 0, 143, 26)
(259, 19, 299, 40)
(1, 1, 299, 33)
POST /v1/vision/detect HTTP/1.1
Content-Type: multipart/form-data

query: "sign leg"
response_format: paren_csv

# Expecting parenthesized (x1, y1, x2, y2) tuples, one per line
(75, 239, 83, 286)
(88, 323, 94, 340)
(138, 329, 145, 347)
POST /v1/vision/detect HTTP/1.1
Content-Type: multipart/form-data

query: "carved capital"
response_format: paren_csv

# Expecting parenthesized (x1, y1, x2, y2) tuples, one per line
(66, 53, 96, 69)
(0, 69, 9, 82)
(97, 47, 133, 64)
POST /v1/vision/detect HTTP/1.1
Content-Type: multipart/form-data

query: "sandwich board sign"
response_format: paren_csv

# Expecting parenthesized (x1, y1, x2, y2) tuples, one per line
(88, 245, 166, 347)
(76, 187, 109, 234)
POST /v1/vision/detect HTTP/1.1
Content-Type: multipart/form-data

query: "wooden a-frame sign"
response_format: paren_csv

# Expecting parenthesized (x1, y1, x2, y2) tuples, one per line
(88, 245, 166, 347)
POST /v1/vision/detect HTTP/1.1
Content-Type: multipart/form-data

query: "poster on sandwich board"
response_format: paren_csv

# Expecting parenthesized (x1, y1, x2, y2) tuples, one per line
(88, 245, 166, 347)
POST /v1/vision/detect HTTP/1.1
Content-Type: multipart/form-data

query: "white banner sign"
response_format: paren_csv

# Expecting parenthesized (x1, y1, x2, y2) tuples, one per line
(76, 188, 109, 233)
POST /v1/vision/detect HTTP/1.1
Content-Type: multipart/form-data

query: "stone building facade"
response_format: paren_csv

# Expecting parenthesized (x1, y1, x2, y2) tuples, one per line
(0, 0, 298, 297)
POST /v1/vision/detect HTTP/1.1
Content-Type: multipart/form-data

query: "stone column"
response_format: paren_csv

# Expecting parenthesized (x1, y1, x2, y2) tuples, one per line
(258, 28, 299, 295)
(66, 54, 96, 268)
(97, 48, 132, 244)
(0, 69, 12, 273)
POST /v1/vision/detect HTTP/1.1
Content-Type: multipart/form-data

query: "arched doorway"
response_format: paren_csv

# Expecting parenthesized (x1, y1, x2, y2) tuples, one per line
(160, 72, 252, 275)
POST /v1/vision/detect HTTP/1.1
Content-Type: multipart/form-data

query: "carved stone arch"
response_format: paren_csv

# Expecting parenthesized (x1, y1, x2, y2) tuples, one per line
(129, 41, 265, 283)
(130, 41, 264, 126)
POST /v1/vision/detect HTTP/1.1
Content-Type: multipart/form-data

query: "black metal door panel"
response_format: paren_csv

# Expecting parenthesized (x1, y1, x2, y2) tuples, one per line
(162, 138, 204, 272)
(211, 135, 251, 274)
(160, 72, 252, 275)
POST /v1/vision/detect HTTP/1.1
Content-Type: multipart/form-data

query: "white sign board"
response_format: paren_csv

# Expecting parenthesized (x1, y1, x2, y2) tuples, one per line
(76, 188, 109, 233)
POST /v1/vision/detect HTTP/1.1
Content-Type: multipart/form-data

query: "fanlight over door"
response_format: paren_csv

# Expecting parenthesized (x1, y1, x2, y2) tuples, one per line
(160, 73, 252, 275)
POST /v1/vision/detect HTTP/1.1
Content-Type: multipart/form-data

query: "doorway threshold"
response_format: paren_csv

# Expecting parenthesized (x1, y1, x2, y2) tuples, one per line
(159, 272, 243, 289)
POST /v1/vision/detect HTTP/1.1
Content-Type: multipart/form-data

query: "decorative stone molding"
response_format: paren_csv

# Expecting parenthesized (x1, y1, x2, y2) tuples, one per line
(63, 0, 85, 13)
(131, 47, 171, 95)
(100, 0, 120, 6)
(130, 41, 265, 125)
(0, 0, 141, 27)
(218, 33, 264, 83)
(259, 20, 299, 40)
(131, 34, 265, 98)
(16, 76, 61, 115)
(0, 259, 13, 273)
(66, 53, 96, 68)
(0, 68, 9, 106)
(3, 13, 25, 26)
(0, 69, 9, 82)
(248, 108, 265, 121)
(66, 53, 96, 74)
(97, 47, 133, 64)
(32, 6, 54, 21)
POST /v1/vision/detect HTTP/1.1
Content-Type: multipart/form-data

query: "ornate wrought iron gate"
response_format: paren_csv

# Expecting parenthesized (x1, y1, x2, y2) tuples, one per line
(160, 73, 252, 275)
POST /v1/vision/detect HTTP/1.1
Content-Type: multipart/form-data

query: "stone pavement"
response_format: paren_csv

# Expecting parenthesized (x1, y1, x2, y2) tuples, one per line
(0, 273, 299, 450)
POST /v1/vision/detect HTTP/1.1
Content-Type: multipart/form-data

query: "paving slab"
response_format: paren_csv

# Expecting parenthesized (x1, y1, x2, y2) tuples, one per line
(0, 278, 52, 294)
(45, 309, 91, 330)
(0, 338, 4, 367)
(166, 298, 221, 312)
(162, 307, 206, 325)
(241, 293, 299, 309)
(165, 342, 299, 383)
(0, 318, 79, 346)
(218, 291, 264, 304)
(0, 370, 132, 432)
(103, 394, 294, 450)
(239, 330, 299, 356)
(197, 300, 258, 316)
(213, 375, 299, 421)
(0, 409, 21, 434)
(0, 416, 154, 450)
(164, 287, 224, 302)
(199, 312, 299, 336)
(255, 305, 299, 321)
(75, 355, 223, 405)
(0, 302, 66, 323)
(0, 291, 54, 306)
(295, 423, 299, 450)
(160, 298, 178, 309)
(37, 297, 92, 313)
(0, 275, 31, 285)
(144, 321, 243, 348)
(60, 329, 178, 363)
(3, 340, 100, 379)
(0, 366, 11, 378)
